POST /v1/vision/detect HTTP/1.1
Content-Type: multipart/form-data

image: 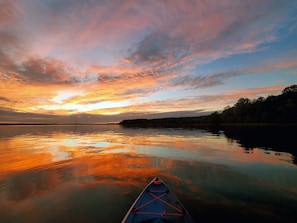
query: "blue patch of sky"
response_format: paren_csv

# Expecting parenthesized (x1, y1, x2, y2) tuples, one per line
(190, 50, 268, 78)
(265, 34, 297, 59)
(194, 44, 290, 76)
(193, 20, 297, 76)
(137, 16, 297, 103)
(188, 36, 297, 93)
(222, 69, 296, 92)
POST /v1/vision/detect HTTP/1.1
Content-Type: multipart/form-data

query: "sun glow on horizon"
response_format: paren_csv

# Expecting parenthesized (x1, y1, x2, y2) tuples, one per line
(0, 1, 296, 122)
(52, 90, 85, 104)
(34, 100, 131, 115)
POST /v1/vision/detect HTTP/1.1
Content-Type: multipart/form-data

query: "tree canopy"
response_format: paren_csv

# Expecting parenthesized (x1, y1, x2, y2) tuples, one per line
(220, 85, 297, 124)
(120, 85, 297, 127)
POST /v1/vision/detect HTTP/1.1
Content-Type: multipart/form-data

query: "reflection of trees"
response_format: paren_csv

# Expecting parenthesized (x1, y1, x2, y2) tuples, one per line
(222, 126, 297, 164)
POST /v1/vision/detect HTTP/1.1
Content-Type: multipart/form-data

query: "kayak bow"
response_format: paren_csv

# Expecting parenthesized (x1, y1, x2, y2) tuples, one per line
(122, 177, 195, 223)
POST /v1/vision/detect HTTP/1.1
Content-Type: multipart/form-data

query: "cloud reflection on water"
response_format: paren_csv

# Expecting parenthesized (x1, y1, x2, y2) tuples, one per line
(0, 125, 297, 222)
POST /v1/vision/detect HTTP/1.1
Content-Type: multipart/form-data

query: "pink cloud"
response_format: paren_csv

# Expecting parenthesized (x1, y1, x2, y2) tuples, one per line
(248, 59, 297, 73)
(105, 85, 285, 114)
(0, 0, 296, 118)
(123, 0, 289, 69)
(2, 0, 294, 69)
(224, 85, 286, 101)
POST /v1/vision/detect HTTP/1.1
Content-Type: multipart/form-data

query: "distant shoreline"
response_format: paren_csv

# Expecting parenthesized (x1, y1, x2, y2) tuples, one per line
(0, 122, 119, 126)
(119, 117, 297, 128)
(1, 122, 296, 127)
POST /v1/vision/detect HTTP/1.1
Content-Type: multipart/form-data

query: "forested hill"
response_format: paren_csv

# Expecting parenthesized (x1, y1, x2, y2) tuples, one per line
(120, 85, 297, 127)
(219, 85, 297, 124)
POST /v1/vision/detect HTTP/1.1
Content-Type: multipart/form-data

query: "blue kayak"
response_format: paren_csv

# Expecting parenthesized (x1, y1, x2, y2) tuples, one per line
(122, 177, 195, 223)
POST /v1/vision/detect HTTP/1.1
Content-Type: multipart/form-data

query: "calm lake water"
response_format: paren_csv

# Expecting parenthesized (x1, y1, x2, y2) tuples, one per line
(0, 125, 296, 223)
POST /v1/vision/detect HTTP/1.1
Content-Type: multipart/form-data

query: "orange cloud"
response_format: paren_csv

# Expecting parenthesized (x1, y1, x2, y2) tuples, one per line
(0, 1, 296, 121)
(99, 85, 287, 115)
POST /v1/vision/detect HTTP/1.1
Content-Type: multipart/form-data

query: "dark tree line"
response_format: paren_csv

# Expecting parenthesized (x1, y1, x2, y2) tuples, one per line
(120, 85, 297, 127)
(220, 85, 297, 124)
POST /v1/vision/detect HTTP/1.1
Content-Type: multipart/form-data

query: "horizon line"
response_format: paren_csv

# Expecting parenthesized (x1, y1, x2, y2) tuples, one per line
(0, 122, 120, 126)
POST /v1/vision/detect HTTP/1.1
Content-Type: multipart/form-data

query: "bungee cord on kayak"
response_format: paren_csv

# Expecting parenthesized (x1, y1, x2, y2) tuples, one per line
(122, 177, 195, 223)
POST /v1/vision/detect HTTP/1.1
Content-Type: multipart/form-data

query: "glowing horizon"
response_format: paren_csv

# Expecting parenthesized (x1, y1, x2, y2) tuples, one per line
(0, 0, 296, 122)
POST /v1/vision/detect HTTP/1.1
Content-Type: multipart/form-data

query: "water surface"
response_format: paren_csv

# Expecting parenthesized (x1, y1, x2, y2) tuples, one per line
(0, 125, 296, 223)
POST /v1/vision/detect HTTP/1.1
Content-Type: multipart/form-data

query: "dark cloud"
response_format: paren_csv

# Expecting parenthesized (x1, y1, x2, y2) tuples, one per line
(0, 105, 209, 124)
(18, 57, 74, 84)
(0, 97, 11, 102)
(39, 0, 77, 14)
(124, 0, 295, 72)
(0, 0, 295, 121)
(0, 55, 78, 85)
(125, 30, 190, 66)
(97, 68, 166, 85)
(0, 108, 107, 124)
(0, 1, 86, 86)
(39, 0, 113, 14)
(170, 70, 243, 89)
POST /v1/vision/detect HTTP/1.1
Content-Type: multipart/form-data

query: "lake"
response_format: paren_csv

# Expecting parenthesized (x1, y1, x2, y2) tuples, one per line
(0, 125, 296, 223)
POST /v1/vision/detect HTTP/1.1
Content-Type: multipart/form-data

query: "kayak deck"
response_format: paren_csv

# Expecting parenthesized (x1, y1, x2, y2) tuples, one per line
(122, 177, 195, 223)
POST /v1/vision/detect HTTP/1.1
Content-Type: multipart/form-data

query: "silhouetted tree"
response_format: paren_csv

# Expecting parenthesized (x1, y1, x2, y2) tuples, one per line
(220, 85, 297, 124)
(121, 85, 297, 127)
(209, 111, 220, 126)
(282, 85, 297, 94)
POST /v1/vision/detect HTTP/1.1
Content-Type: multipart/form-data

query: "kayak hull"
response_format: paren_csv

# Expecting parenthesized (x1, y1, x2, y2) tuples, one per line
(122, 177, 195, 223)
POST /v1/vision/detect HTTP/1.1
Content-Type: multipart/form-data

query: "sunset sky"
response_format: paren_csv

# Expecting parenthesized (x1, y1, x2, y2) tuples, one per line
(0, 0, 297, 123)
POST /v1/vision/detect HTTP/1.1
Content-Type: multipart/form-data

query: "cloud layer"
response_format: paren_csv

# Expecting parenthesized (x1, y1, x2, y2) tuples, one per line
(0, 0, 296, 122)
